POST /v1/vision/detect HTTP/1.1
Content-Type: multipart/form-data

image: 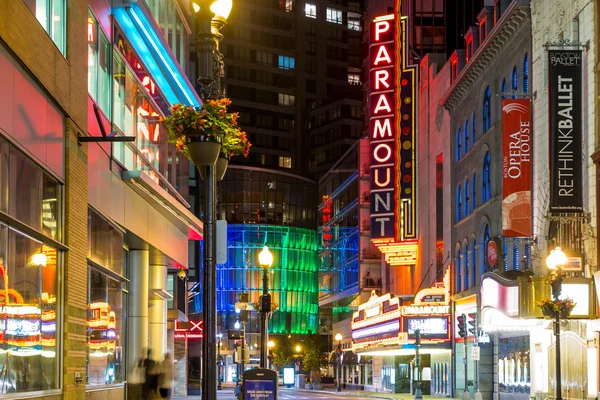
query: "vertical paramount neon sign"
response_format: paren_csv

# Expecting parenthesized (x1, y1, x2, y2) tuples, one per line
(369, 6, 416, 247)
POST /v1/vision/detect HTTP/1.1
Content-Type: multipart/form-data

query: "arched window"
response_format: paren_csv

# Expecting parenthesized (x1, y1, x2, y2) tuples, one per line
(456, 128, 462, 161)
(464, 242, 470, 289)
(455, 247, 462, 293)
(457, 185, 462, 221)
(483, 224, 491, 272)
(512, 66, 518, 98)
(471, 238, 477, 286)
(472, 173, 477, 210)
(482, 151, 491, 202)
(513, 238, 519, 270)
(501, 78, 506, 100)
(465, 180, 470, 216)
(464, 120, 469, 153)
(472, 113, 476, 144)
(523, 53, 529, 93)
(503, 238, 508, 271)
(483, 86, 491, 132)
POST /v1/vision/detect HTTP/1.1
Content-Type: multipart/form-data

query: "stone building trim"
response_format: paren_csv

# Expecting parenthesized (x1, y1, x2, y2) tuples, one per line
(440, 0, 531, 111)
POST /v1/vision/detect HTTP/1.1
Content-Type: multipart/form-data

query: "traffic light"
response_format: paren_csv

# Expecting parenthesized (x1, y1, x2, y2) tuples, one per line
(261, 294, 271, 312)
(467, 313, 478, 337)
(414, 329, 421, 345)
(457, 314, 467, 338)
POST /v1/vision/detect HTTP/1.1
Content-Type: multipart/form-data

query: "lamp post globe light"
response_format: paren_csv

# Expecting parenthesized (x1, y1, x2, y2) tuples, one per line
(259, 245, 274, 368)
(546, 246, 567, 400)
(193, 1, 231, 399)
(335, 333, 343, 393)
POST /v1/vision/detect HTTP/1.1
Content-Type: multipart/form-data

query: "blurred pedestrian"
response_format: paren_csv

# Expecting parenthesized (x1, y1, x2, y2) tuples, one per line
(143, 350, 160, 399)
(127, 356, 145, 398)
(158, 353, 174, 399)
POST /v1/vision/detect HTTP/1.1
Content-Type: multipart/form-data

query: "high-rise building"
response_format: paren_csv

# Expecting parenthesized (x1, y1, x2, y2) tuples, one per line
(191, 1, 368, 377)
(220, 0, 365, 179)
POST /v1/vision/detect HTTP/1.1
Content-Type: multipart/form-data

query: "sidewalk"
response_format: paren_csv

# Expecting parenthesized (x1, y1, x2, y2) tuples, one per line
(297, 388, 457, 400)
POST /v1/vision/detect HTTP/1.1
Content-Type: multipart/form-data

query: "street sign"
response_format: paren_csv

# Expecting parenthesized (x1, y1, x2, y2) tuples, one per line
(243, 368, 278, 400)
(471, 346, 480, 361)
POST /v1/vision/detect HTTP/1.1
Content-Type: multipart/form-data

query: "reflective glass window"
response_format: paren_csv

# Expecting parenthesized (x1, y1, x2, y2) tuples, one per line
(0, 223, 59, 392)
(23, 0, 66, 54)
(87, 268, 125, 385)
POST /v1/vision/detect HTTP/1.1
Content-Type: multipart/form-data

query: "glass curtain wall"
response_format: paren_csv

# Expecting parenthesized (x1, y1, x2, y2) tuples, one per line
(143, 0, 189, 71)
(216, 225, 319, 335)
(87, 10, 189, 200)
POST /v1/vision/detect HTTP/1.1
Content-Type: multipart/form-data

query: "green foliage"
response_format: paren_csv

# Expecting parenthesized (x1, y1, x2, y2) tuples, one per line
(302, 335, 328, 377)
(271, 336, 294, 371)
(160, 99, 251, 159)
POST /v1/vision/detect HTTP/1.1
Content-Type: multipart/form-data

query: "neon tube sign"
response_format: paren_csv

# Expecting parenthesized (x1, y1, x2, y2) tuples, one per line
(369, 5, 417, 246)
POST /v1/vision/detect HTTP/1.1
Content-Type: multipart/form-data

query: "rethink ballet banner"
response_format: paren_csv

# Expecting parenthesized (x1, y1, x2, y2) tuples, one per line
(548, 50, 583, 213)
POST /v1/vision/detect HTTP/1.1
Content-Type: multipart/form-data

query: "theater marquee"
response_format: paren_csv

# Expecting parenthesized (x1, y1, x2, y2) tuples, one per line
(369, 2, 418, 266)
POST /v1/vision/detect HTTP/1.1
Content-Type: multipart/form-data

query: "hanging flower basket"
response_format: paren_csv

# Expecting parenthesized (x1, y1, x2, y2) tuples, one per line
(216, 153, 229, 181)
(187, 133, 222, 166)
(198, 152, 230, 181)
(536, 298, 576, 318)
(161, 100, 251, 170)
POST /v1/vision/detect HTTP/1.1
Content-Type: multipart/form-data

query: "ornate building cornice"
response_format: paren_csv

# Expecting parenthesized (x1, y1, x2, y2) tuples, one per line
(440, 0, 531, 112)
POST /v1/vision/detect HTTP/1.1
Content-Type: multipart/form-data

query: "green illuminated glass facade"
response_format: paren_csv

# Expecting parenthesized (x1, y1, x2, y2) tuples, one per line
(214, 167, 319, 335)
(217, 225, 319, 335)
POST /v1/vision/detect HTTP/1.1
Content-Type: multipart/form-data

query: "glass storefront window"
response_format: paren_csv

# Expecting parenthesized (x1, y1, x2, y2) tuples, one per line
(88, 209, 124, 276)
(23, 0, 66, 54)
(498, 336, 530, 394)
(112, 57, 137, 137)
(1, 136, 63, 242)
(0, 223, 59, 393)
(87, 268, 125, 386)
(144, 0, 189, 70)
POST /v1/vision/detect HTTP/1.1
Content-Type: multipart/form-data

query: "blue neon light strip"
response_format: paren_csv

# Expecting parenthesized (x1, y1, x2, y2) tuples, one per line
(113, 8, 181, 107)
(128, 6, 201, 107)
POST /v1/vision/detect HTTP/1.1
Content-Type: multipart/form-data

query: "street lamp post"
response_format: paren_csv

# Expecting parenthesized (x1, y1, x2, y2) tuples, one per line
(194, 1, 232, 399)
(335, 333, 343, 393)
(258, 245, 273, 368)
(217, 333, 223, 390)
(414, 329, 422, 399)
(546, 246, 567, 400)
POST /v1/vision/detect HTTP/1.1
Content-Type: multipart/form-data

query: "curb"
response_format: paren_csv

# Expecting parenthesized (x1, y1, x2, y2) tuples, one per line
(294, 389, 458, 400)
(295, 388, 403, 400)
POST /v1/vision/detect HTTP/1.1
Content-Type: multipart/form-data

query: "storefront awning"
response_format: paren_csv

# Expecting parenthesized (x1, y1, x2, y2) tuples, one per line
(342, 351, 359, 365)
(123, 170, 203, 241)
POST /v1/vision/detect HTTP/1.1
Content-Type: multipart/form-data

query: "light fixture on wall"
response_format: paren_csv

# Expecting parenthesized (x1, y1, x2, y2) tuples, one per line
(31, 248, 47, 267)
(177, 269, 187, 280)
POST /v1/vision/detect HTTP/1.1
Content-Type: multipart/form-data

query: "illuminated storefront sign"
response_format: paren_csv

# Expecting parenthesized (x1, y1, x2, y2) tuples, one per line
(175, 320, 203, 340)
(351, 292, 401, 349)
(321, 195, 333, 247)
(352, 269, 451, 350)
(369, 4, 417, 265)
(404, 316, 449, 340)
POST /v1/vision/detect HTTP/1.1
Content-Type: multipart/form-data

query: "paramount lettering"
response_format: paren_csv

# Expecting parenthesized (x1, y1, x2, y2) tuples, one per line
(401, 305, 450, 315)
(369, 13, 399, 241)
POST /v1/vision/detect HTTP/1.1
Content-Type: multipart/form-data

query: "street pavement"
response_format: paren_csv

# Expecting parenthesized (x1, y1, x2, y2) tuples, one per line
(175, 387, 456, 400)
